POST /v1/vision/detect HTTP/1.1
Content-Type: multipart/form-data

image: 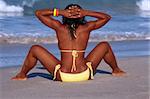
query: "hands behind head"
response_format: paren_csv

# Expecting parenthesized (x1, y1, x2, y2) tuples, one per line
(63, 6, 85, 18)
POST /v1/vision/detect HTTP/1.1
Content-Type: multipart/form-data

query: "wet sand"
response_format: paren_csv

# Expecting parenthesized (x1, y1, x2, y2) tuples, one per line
(0, 56, 149, 99)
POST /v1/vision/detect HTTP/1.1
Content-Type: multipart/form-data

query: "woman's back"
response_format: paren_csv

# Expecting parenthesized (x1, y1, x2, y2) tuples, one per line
(57, 25, 90, 73)
(57, 25, 90, 50)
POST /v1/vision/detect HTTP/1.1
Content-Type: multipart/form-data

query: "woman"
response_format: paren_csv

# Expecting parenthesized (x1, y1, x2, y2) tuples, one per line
(12, 4, 125, 82)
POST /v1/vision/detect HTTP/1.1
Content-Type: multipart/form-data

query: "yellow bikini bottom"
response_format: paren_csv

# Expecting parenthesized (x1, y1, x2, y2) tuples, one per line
(53, 62, 94, 82)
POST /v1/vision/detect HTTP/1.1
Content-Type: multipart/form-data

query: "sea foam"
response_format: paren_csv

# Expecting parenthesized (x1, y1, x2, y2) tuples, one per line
(0, 31, 149, 44)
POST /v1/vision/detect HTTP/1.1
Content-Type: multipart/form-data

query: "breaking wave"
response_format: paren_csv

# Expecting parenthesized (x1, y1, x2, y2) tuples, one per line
(0, 0, 24, 16)
(136, 0, 150, 11)
(0, 0, 49, 16)
(136, 0, 150, 17)
(1, 0, 150, 17)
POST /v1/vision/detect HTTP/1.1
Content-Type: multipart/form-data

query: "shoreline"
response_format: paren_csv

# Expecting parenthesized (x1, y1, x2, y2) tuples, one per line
(0, 56, 149, 99)
(0, 55, 149, 69)
(0, 39, 150, 68)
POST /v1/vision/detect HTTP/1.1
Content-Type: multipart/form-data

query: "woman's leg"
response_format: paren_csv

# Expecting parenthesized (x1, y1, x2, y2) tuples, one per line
(85, 41, 125, 76)
(12, 45, 61, 80)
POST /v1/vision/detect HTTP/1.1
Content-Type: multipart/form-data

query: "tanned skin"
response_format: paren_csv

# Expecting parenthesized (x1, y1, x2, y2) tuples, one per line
(12, 5, 125, 81)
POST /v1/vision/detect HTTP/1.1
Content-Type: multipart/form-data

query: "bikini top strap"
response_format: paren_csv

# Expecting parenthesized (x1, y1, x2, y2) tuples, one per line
(71, 50, 78, 72)
(60, 50, 85, 72)
(60, 50, 85, 53)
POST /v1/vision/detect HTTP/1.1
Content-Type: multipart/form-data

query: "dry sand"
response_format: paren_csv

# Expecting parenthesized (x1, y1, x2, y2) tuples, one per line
(0, 56, 149, 99)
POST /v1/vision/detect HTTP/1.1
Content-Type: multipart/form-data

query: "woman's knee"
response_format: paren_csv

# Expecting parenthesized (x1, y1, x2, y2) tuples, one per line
(30, 45, 42, 54)
(98, 41, 110, 48)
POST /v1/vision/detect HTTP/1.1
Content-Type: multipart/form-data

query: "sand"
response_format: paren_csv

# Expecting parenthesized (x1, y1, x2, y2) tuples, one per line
(0, 56, 149, 99)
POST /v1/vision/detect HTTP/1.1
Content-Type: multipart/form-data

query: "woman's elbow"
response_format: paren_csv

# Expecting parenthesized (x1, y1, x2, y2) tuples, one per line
(106, 15, 111, 21)
(108, 15, 111, 20)
(35, 10, 41, 17)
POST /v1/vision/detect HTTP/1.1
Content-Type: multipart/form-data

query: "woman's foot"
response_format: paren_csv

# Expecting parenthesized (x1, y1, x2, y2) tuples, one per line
(11, 73, 27, 81)
(112, 68, 126, 76)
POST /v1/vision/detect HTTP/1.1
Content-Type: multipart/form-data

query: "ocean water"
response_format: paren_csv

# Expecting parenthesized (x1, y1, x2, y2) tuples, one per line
(0, 40, 150, 68)
(0, 0, 150, 43)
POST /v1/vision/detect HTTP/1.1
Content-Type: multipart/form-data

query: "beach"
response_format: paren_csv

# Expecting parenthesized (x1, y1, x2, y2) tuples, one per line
(0, 0, 150, 99)
(0, 56, 149, 99)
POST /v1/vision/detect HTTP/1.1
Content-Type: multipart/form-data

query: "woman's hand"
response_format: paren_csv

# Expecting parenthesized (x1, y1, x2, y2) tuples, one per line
(78, 9, 87, 18)
(59, 6, 87, 18)
(59, 9, 71, 18)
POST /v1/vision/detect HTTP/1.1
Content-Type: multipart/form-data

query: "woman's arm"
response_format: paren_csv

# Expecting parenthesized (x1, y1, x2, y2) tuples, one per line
(35, 9, 62, 30)
(35, 9, 71, 31)
(81, 10, 111, 30)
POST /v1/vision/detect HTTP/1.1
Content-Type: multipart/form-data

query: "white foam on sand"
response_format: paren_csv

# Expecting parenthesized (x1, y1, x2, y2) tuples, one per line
(0, 31, 149, 44)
